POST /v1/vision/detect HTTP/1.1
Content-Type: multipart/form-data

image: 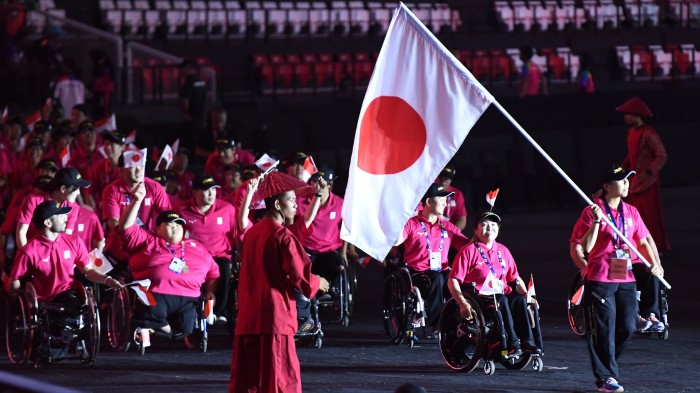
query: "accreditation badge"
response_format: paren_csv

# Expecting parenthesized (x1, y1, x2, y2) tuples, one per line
(168, 257, 185, 274)
(429, 252, 442, 271)
(609, 249, 631, 280)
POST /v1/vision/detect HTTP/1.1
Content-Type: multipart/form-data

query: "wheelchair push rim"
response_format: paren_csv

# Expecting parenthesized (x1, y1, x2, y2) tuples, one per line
(438, 298, 486, 372)
(567, 271, 586, 336)
(382, 273, 407, 344)
(5, 293, 33, 364)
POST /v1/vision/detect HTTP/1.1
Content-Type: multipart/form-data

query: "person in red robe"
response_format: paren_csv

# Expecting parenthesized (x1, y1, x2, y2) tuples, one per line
(230, 171, 329, 393)
(616, 97, 670, 252)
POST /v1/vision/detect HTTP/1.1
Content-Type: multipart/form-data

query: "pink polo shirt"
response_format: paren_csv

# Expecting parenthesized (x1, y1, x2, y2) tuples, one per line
(401, 215, 469, 272)
(122, 225, 220, 298)
(204, 150, 255, 187)
(10, 233, 90, 301)
(102, 177, 171, 232)
(18, 192, 79, 238)
(86, 158, 120, 209)
(297, 193, 344, 254)
(578, 199, 649, 283)
(175, 199, 238, 258)
(74, 205, 104, 250)
(444, 185, 467, 224)
(450, 241, 519, 296)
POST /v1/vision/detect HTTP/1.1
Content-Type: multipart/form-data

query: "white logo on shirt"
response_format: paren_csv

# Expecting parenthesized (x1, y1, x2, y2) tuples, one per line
(217, 216, 223, 225)
(188, 219, 197, 224)
(627, 218, 634, 227)
(330, 212, 336, 220)
(41, 257, 50, 263)
(63, 250, 71, 259)
(144, 197, 151, 206)
(78, 223, 84, 232)
(190, 241, 197, 247)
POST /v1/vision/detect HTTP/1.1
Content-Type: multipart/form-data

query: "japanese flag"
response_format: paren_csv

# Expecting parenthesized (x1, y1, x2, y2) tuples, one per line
(301, 156, 317, 182)
(130, 279, 157, 306)
(171, 138, 180, 155)
(157, 144, 174, 170)
(527, 273, 536, 299)
(478, 271, 504, 296)
(255, 153, 279, 173)
(60, 146, 71, 167)
(486, 188, 500, 208)
(25, 111, 41, 132)
(571, 285, 584, 306)
(124, 148, 147, 168)
(86, 248, 113, 275)
(125, 129, 137, 146)
(94, 114, 117, 133)
(340, 3, 493, 260)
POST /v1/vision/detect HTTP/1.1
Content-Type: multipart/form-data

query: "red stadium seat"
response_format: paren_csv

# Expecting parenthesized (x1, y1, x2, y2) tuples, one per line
(631, 45, 653, 77)
(471, 50, 491, 82)
(490, 49, 512, 81)
(314, 53, 334, 87)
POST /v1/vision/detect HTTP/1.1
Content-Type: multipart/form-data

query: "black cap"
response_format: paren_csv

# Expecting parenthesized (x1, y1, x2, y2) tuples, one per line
(192, 174, 220, 190)
(77, 120, 95, 134)
(151, 171, 167, 186)
(241, 165, 258, 181)
(215, 138, 235, 150)
(286, 152, 309, 164)
(310, 167, 338, 183)
(54, 120, 76, 138)
(51, 167, 91, 188)
(474, 210, 502, 226)
(422, 183, 454, 202)
(26, 137, 43, 150)
(37, 159, 59, 171)
(156, 210, 186, 226)
(439, 165, 456, 180)
(32, 200, 72, 226)
(33, 175, 54, 191)
(33, 120, 52, 134)
(601, 165, 636, 184)
(103, 131, 126, 145)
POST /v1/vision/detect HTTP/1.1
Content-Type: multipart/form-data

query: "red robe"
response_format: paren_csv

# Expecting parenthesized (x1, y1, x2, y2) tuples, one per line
(622, 124, 670, 251)
(230, 218, 320, 393)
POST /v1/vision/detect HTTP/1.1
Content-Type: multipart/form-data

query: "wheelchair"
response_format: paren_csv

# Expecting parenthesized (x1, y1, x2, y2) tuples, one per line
(566, 270, 670, 340)
(381, 263, 431, 348)
(106, 282, 209, 355)
(294, 295, 324, 349)
(438, 284, 544, 375)
(5, 281, 100, 368)
(315, 252, 352, 327)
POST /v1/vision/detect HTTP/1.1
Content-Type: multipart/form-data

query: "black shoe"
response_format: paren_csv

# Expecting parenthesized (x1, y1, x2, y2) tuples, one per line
(297, 317, 315, 333)
(507, 343, 522, 358)
(522, 341, 542, 355)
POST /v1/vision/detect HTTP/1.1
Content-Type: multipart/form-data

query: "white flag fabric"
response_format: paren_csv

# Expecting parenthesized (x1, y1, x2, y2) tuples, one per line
(478, 271, 504, 296)
(86, 248, 113, 275)
(25, 111, 41, 132)
(125, 129, 137, 145)
(301, 156, 317, 182)
(340, 3, 493, 260)
(571, 285, 584, 306)
(157, 144, 174, 170)
(171, 138, 180, 155)
(95, 114, 117, 133)
(123, 148, 147, 168)
(60, 146, 70, 167)
(255, 153, 279, 173)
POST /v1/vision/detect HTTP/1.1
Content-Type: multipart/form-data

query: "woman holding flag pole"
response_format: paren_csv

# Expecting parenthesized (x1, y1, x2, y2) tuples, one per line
(578, 164, 662, 393)
(448, 189, 542, 357)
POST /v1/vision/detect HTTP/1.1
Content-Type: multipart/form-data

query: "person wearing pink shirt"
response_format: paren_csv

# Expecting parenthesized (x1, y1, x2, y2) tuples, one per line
(175, 174, 238, 324)
(204, 139, 255, 187)
(16, 167, 91, 249)
(10, 200, 120, 303)
(86, 130, 125, 212)
(449, 209, 541, 358)
(11, 136, 45, 191)
(394, 184, 470, 335)
(74, 204, 105, 252)
(119, 182, 219, 338)
(101, 151, 171, 263)
(436, 165, 468, 231)
(578, 165, 662, 393)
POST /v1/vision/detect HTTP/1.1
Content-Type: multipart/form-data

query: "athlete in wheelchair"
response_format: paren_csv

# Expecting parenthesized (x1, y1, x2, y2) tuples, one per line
(6, 200, 121, 367)
(441, 209, 543, 375)
(111, 182, 219, 354)
(382, 184, 469, 346)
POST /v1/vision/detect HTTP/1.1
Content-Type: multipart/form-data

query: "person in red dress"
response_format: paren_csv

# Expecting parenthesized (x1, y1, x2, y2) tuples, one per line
(230, 171, 329, 393)
(616, 97, 670, 252)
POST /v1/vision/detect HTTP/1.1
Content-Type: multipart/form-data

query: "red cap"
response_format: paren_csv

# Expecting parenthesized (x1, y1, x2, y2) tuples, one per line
(251, 171, 312, 204)
(615, 96, 653, 117)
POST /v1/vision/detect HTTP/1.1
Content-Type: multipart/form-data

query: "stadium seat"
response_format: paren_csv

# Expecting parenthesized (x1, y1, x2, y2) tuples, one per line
(133, 0, 149, 10)
(494, 1, 514, 32)
(533, 1, 555, 31)
(100, 0, 116, 10)
(123, 10, 143, 34)
(470, 50, 491, 82)
(104, 9, 123, 33)
(512, 1, 534, 31)
(314, 53, 334, 87)
(649, 45, 672, 77)
(631, 45, 653, 77)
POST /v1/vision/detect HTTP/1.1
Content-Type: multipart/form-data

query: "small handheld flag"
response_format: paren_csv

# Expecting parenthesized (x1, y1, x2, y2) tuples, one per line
(255, 153, 279, 173)
(94, 114, 117, 133)
(60, 146, 71, 167)
(301, 156, 317, 182)
(486, 188, 500, 209)
(123, 148, 147, 168)
(87, 248, 113, 275)
(156, 144, 174, 170)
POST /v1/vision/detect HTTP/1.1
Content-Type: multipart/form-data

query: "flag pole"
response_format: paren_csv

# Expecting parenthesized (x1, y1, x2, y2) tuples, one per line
(491, 100, 671, 289)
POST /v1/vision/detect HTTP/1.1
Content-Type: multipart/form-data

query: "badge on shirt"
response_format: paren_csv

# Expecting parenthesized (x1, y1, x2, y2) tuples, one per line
(63, 250, 71, 259)
(135, 217, 145, 227)
(429, 252, 442, 271)
(144, 197, 151, 206)
(169, 257, 185, 274)
(330, 211, 337, 220)
(449, 200, 456, 207)
(627, 217, 634, 228)
(609, 249, 631, 280)
(78, 223, 84, 232)
(217, 216, 223, 225)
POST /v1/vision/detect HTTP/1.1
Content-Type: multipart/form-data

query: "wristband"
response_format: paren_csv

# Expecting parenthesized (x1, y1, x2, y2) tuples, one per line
(594, 221, 601, 224)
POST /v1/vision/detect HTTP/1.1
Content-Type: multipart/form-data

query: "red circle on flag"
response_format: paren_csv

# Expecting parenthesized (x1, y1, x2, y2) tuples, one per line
(132, 153, 141, 162)
(358, 96, 426, 175)
(95, 258, 103, 267)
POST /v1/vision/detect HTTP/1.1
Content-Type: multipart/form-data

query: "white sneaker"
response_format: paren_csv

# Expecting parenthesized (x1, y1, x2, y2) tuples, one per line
(207, 313, 217, 325)
(216, 315, 228, 324)
(647, 313, 664, 332)
(636, 317, 652, 332)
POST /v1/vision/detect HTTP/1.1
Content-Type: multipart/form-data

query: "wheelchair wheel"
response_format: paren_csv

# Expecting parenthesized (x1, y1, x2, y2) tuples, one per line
(346, 258, 358, 316)
(532, 356, 544, 372)
(567, 271, 585, 336)
(382, 273, 406, 344)
(81, 289, 100, 366)
(483, 359, 496, 375)
(438, 297, 486, 373)
(5, 293, 32, 364)
(107, 287, 132, 352)
(226, 268, 239, 339)
(501, 354, 532, 370)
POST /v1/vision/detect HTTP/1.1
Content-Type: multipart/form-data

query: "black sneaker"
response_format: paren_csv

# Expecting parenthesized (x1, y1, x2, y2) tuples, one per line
(297, 317, 315, 334)
(507, 342, 522, 358)
(522, 341, 542, 355)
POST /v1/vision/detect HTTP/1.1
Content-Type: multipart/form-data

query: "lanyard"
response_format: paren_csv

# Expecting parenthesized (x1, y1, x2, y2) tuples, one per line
(165, 241, 185, 262)
(602, 201, 626, 249)
(475, 242, 505, 280)
(420, 220, 445, 252)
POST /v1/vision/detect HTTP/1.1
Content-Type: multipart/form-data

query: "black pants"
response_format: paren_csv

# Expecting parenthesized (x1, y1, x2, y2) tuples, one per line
(632, 263, 660, 318)
(213, 257, 232, 317)
(583, 281, 638, 381)
(296, 250, 345, 320)
(48, 289, 83, 336)
(410, 269, 449, 330)
(134, 292, 198, 336)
